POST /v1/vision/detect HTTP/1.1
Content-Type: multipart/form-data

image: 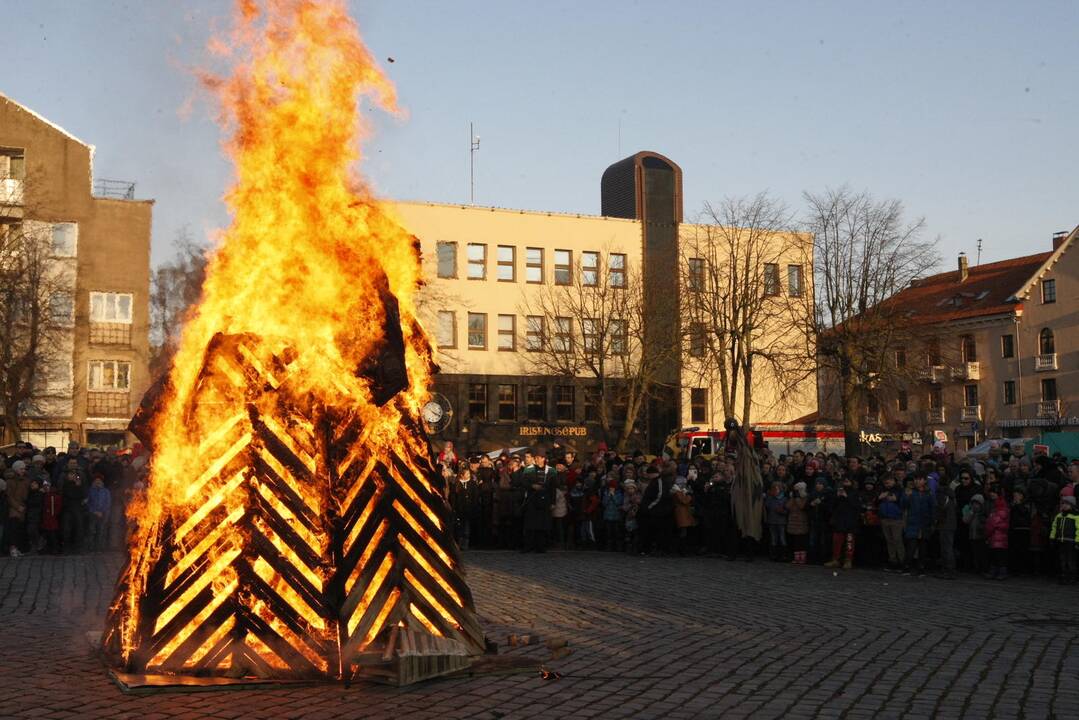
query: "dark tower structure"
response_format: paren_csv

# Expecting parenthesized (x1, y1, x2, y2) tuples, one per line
(601, 152, 684, 450)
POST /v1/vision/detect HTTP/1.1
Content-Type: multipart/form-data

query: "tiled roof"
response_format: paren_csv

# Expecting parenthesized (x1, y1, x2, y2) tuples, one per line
(883, 252, 1051, 325)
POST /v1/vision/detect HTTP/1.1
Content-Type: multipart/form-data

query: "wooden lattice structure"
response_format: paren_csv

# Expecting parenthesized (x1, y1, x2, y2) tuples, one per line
(103, 321, 484, 682)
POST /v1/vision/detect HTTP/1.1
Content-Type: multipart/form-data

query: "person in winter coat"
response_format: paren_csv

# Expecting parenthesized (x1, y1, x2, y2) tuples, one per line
(935, 484, 958, 578)
(962, 494, 988, 574)
(807, 478, 833, 565)
(622, 479, 641, 554)
(901, 474, 936, 575)
(764, 481, 789, 561)
(825, 479, 861, 569)
(61, 471, 87, 553)
(786, 482, 809, 565)
(449, 466, 479, 551)
(954, 470, 982, 571)
(984, 492, 1011, 580)
(6, 465, 30, 557)
(551, 476, 570, 550)
(25, 478, 44, 554)
(517, 451, 556, 553)
(878, 475, 905, 572)
(672, 477, 696, 556)
(1008, 488, 1032, 575)
(602, 477, 624, 552)
(495, 460, 522, 550)
(1049, 496, 1079, 584)
(40, 481, 63, 554)
(87, 475, 111, 552)
(857, 478, 883, 568)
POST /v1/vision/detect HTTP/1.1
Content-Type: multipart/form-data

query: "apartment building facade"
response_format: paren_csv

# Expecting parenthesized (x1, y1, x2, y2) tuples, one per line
(0, 93, 152, 448)
(392, 151, 816, 453)
(833, 227, 1078, 451)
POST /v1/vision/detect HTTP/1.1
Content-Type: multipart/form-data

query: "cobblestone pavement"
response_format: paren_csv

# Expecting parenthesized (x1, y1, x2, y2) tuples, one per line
(1, 550, 1077, 719)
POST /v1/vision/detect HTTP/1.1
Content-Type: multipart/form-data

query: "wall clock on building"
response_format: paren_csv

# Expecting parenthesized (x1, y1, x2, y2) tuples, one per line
(421, 393, 453, 435)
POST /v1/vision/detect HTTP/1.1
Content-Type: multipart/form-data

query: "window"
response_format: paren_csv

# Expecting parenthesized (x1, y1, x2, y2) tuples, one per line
(436, 310, 456, 348)
(497, 314, 515, 351)
(609, 253, 626, 288)
(582, 318, 599, 352)
(467, 312, 487, 349)
(89, 292, 133, 323)
(554, 317, 572, 353)
(88, 360, 131, 391)
(584, 386, 600, 422)
(468, 383, 488, 420)
(961, 335, 976, 362)
(1041, 279, 1056, 304)
(554, 250, 572, 285)
(1039, 328, 1055, 355)
(49, 292, 74, 326)
(690, 388, 707, 424)
(555, 385, 574, 421)
(897, 390, 908, 412)
(964, 384, 979, 407)
(1003, 380, 1016, 406)
(763, 264, 779, 296)
(51, 223, 77, 257)
(928, 387, 942, 410)
(1042, 378, 1058, 402)
(689, 322, 705, 358)
(687, 258, 704, 292)
(467, 243, 486, 279)
(1001, 334, 1014, 358)
(926, 338, 941, 366)
(526, 385, 546, 421)
(894, 349, 906, 369)
(0, 150, 25, 179)
(525, 247, 543, 283)
(582, 251, 599, 286)
(436, 242, 457, 278)
(525, 315, 544, 351)
(787, 265, 804, 297)
(497, 245, 515, 281)
(611, 318, 627, 355)
(497, 384, 517, 421)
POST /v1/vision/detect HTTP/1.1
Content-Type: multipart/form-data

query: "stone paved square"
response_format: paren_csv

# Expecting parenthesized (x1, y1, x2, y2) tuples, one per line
(1, 550, 1075, 719)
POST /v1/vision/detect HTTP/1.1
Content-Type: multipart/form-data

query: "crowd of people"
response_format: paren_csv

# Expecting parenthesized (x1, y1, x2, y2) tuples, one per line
(1, 441, 146, 557)
(438, 438, 1079, 583)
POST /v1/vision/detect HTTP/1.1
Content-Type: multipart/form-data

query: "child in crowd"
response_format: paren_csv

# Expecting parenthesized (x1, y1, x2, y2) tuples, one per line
(764, 481, 789, 562)
(984, 491, 1011, 580)
(1050, 496, 1079, 584)
(786, 482, 809, 565)
(622, 479, 640, 554)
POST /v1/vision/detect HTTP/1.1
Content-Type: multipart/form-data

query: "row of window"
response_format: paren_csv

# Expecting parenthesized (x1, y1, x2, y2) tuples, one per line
(48, 291, 133, 326)
(898, 328, 1059, 367)
(437, 311, 627, 354)
(875, 378, 1058, 413)
(44, 359, 131, 393)
(437, 243, 626, 287)
(465, 383, 612, 423)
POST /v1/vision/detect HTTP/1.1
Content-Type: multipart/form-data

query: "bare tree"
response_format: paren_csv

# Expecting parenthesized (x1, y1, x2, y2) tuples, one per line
(0, 220, 71, 442)
(149, 227, 209, 376)
(680, 193, 815, 427)
(803, 187, 939, 456)
(518, 246, 675, 451)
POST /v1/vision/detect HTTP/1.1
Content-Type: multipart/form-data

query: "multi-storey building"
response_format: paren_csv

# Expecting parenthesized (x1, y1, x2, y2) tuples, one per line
(0, 93, 151, 448)
(392, 151, 816, 452)
(823, 228, 1078, 451)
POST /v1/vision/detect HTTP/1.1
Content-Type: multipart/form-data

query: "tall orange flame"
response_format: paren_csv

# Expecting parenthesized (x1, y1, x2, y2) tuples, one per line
(117, 0, 438, 663)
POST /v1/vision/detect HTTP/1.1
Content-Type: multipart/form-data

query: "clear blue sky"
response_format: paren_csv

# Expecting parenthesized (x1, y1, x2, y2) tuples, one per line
(4, 1, 1077, 267)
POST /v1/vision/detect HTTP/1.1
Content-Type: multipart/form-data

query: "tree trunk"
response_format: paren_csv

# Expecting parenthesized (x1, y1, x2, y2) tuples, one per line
(741, 358, 753, 428)
(2, 412, 21, 444)
(839, 359, 861, 457)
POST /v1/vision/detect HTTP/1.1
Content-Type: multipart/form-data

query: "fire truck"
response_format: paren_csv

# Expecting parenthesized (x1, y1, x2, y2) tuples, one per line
(664, 424, 845, 459)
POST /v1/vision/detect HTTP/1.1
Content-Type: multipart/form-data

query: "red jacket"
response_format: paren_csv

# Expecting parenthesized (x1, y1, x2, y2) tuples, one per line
(41, 489, 63, 531)
(984, 498, 1010, 550)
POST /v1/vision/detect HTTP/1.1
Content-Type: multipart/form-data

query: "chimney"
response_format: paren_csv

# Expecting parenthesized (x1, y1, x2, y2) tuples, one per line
(1053, 231, 1068, 250)
(958, 252, 968, 282)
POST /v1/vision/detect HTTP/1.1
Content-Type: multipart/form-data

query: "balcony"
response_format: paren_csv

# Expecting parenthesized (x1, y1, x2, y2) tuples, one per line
(89, 322, 132, 346)
(960, 405, 981, 422)
(951, 361, 981, 381)
(918, 366, 946, 383)
(927, 407, 945, 424)
(0, 177, 24, 206)
(1035, 354, 1057, 372)
(1038, 399, 1061, 418)
(86, 391, 131, 418)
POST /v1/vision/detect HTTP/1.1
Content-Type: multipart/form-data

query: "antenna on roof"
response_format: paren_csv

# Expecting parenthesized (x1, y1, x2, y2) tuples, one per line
(976, 238, 982, 266)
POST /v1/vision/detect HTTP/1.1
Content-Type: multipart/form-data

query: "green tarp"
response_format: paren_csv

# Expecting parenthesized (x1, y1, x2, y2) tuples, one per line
(1025, 432, 1079, 461)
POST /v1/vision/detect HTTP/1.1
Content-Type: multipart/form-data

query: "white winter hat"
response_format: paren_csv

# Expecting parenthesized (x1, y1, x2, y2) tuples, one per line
(12, 460, 26, 472)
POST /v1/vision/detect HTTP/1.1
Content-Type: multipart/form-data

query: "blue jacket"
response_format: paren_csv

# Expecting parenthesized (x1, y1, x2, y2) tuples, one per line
(901, 490, 935, 538)
(877, 487, 903, 520)
(87, 484, 111, 515)
(602, 489, 623, 521)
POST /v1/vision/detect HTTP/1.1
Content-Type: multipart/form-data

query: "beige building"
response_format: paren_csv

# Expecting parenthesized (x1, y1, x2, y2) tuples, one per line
(391, 151, 816, 452)
(0, 93, 151, 448)
(821, 227, 1079, 452)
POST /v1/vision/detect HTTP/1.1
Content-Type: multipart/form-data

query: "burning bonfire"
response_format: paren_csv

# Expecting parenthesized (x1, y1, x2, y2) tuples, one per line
(103, 0, 484, 682)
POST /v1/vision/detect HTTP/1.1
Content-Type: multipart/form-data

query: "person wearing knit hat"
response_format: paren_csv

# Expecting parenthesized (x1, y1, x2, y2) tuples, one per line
(787, 482, 809, 565)
(1050, 496, 1079, 584)
(963, 494, 988, 574)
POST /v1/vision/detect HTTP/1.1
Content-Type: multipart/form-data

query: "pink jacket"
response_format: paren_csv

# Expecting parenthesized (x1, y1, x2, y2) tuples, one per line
(984, 498, 1011, 550)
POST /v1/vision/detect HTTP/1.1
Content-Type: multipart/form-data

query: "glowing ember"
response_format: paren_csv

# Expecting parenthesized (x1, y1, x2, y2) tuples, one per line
(103, 0, 483, 681)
